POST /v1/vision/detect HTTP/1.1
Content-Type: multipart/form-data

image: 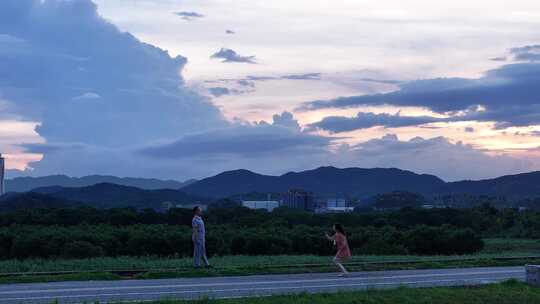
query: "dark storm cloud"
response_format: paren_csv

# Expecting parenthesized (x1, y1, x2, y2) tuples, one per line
(211, 48, 256, 64)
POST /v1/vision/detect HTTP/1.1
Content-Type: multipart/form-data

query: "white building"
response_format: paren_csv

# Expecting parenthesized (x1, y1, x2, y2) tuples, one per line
(0, 154, 4, 196)
(326, 198, 347, 208)
(242, 200, 280, 212)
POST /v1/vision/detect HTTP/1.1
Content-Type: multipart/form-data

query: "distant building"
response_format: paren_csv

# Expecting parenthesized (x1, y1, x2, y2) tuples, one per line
(0, 154, 4, 196)
(282, 189, 315, 210)
(315, 198, 351, 213)
(242, 200, 280, 211)
(316, 207, 355, 214)
(326, 198, 347, 208)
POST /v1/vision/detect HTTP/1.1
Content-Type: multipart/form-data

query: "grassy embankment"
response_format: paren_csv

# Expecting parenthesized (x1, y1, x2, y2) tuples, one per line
(125, 281, 540, 304)
(0, 238, 538, 284)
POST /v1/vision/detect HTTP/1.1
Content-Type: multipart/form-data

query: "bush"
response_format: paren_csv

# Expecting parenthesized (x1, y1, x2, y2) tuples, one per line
(405, 225, 484, 255)
(0, 206, 499, 260)
(62, 241, 104, 258)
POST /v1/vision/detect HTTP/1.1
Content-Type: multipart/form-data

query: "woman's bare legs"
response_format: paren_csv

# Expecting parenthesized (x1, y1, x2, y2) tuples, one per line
(333, 256, 349, 275)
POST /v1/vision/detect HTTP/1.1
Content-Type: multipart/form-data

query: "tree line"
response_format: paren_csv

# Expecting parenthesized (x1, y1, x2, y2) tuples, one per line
(1, 203, 539, 260)
(0, 224, 481, 259)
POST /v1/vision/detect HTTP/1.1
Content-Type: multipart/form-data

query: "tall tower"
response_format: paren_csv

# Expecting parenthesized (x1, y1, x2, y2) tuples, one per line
(0, 154, 4, 196)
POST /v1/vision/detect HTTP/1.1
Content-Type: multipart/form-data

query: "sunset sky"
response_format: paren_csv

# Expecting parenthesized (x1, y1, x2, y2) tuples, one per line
(1, 0, 540, 181)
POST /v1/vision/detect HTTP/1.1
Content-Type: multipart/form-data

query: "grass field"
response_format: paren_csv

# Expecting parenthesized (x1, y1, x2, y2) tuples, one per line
(133, 281, 539, 304)
(0, 238, 538, 284)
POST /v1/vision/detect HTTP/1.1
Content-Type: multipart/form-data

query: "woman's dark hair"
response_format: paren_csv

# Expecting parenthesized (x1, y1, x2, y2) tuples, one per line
(192, 206, 200, 215)
(334, 223, 345, 235)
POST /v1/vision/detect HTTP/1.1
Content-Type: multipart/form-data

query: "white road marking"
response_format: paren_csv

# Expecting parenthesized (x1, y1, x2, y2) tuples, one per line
(0, 269, 523, 296)
(0, 277, 516, 302)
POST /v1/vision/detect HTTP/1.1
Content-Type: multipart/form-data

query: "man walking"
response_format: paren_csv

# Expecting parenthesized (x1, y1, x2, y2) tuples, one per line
(192, 206, 210, 268)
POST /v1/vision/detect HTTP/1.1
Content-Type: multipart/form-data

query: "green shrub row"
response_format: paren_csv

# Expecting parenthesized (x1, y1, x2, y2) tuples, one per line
(0, 224, 482, 259)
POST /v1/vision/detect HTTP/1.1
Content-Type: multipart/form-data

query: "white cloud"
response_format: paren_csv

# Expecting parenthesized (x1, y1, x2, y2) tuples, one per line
(337, 134, 532, 181)
(72, 92, 101, 100)
(2, 0, 538, 181)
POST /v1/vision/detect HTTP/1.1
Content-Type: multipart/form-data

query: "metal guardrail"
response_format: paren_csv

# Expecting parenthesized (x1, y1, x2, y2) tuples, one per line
(1, 255, 539, 278)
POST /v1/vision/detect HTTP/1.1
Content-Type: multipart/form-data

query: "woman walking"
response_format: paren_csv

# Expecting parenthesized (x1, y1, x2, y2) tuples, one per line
(325, 224, 351, 276)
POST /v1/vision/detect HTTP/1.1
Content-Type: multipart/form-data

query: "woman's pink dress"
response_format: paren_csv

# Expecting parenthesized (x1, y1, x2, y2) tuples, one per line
(335, 233, 351, 260)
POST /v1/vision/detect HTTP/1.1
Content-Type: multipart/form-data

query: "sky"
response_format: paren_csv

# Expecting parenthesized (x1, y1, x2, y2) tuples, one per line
(1, 0, 540, 181)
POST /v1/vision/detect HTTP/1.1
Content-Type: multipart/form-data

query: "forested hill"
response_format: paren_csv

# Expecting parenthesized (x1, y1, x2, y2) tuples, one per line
(5, 175, 196, 192)
(4, 168, 540, 206)
(0, 183, 204, 210)
(439, 171, 540, 199)
(182, 167, 446, 198)
(182, 167, 540, 200)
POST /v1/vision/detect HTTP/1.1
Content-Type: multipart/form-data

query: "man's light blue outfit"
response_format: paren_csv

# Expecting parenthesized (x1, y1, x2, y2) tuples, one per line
(192, 215, 209, 267)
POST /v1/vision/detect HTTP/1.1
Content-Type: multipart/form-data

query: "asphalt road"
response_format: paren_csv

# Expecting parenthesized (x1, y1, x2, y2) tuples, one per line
(0, 266, 525, 304)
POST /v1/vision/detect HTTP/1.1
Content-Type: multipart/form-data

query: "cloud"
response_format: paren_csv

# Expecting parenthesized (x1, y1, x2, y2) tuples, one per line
(210, 48, 256, 64)
(272, 111, 301, 130)
(204, 72, 323, 97)
(341, 134, 531, 181)
(246, 75, 275, 81)
(208, 87, 231, 97)
(174, 11, 204, 21)
(139, 112, 332, 159)
(72, 92, 101, 100)
(490, 57, 507, 62)
(357, 78, 403, 85)
(1, 0, 226, 177)
(300, 62, 540, 129)
(237, 80, 255, 87)
(308, 112, 445, 133)
(225, 29, 235, 34)
(281, 73, 321, 80)
(3, 1, 537, 181)
(510, 45, 540, 62)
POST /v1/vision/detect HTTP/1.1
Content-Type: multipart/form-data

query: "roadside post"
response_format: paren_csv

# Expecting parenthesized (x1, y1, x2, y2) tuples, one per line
(526, 265, 540, 287)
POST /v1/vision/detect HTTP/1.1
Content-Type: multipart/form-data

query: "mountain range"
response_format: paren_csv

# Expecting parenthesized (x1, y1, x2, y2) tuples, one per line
(182, 167, 540, 200)
(2, 167, 540, 211)
(0, 183, 204, 211)
(182, 167, 446, 199)
(5, 175, 197, 192)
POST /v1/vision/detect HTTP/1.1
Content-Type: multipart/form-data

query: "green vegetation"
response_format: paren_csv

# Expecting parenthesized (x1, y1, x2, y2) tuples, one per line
(0, 224, 483, 260)
(128, 281, 539, 304)
(0, 205, 539, 284)
(0, 205, 517, 260)
(0, 249, 538, 284)
(2, 236, 539, 273)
